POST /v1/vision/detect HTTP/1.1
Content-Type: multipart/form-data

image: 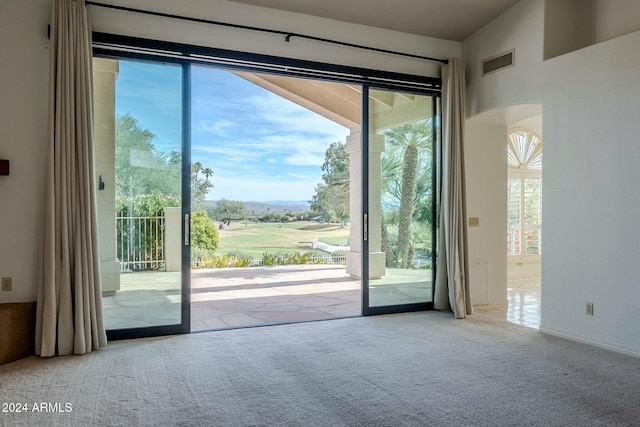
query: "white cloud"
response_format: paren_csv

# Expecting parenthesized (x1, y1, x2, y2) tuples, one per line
(283, 152, 325, 167)
(247, 93, 349, 138)
(197, 119, 236, 134)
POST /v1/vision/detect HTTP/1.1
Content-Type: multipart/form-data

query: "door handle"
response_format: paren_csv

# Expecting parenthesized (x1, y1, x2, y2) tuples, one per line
(184, 213, 190, 246)
(363, 213, 368, 241)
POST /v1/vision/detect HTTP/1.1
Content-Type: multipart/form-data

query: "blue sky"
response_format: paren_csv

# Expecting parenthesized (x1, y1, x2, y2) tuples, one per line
(115, 59, 349, 202)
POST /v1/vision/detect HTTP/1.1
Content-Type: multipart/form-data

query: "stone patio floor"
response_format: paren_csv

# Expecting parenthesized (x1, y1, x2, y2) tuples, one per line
(102, 264, 432, 332)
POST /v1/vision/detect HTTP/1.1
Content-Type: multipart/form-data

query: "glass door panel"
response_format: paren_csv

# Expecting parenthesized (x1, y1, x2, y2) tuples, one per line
(189, 66, 359, 331)
(365, 89, 437, 312)
(94, 57, 187, 335)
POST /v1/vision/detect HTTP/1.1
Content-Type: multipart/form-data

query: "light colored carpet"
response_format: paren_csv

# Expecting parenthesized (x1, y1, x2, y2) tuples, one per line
(1, 311, 639, 426)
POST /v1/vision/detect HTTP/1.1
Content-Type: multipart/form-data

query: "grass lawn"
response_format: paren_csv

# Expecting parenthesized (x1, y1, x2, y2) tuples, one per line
(217, 221, 349, 257)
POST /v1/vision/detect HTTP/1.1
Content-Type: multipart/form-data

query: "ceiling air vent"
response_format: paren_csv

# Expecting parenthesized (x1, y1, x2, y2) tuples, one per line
(482, 49, 514, 76)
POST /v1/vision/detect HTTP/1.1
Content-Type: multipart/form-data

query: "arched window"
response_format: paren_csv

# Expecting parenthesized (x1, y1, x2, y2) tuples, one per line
(507, 129, 542, 258)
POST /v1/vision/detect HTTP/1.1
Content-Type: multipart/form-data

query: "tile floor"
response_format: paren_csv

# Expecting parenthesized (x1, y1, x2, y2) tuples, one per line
(474, 276, 541, 329)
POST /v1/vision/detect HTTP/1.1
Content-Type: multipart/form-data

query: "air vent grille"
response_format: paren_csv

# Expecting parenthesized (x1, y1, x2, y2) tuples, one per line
(482, 50, 514, 76)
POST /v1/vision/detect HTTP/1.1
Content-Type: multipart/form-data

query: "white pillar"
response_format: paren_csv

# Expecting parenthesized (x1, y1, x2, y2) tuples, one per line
(164, 207, 182, 272)
(93, 58, 120, 295)
(346, 131, 386, 279)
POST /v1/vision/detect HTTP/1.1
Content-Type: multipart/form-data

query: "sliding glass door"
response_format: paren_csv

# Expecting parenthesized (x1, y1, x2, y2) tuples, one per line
(94, 57, 190, 338)
(364, 88, 439, 314)
(92, 33, 442, 337)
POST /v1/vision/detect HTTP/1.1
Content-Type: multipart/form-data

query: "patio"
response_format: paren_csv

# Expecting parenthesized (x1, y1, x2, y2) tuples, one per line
(102, 264, 432, 331)
(191, 265, 361, 331)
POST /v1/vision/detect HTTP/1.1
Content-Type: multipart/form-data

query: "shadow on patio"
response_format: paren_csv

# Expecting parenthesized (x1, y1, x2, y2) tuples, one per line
(102, 264, 433, 331)
(191, 264, 361, 331)
(102, 264, 361, 331)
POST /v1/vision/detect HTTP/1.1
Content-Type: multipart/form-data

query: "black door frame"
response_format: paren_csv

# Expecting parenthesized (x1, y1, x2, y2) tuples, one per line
(361, 87, 440, 316)
(97, 33, 441, 339)
(104, 58, 192, 341)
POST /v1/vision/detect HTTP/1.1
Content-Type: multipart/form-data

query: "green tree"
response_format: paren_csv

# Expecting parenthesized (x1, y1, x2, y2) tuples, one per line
(115, 113, 214, 204)
(310, 141, 349, 224)
(310, 122, 435, 269)
(115, 113, 181, 198)
(209, 199, 249, 225)
(191, 162, 214, 208)
(382, 120, 433, 268)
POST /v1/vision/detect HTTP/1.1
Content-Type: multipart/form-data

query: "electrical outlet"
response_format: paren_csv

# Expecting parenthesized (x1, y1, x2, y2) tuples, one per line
(586, 302, 594, 316)
(1, 277, 12, 292)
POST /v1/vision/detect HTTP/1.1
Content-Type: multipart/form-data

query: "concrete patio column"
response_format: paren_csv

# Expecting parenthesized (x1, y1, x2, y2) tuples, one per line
(164, 207, 182, 272)
(93, 58, 120, 295)
(346, 130, 386, 279)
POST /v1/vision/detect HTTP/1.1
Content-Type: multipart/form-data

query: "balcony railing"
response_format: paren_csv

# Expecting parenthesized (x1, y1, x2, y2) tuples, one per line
(117, 215, 165, 272)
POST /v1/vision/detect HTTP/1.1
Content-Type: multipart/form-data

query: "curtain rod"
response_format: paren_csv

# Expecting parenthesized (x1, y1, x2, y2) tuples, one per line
(85, 1, 448, 65)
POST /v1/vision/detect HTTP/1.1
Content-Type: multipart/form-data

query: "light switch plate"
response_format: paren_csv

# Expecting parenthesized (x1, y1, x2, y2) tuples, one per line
(586, 302, 594, 316)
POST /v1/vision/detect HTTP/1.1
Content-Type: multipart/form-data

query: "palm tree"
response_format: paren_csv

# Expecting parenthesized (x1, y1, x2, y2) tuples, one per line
(382, 120, 432, 268)
(380, 209, 395, 267)
(203, 167, 214, 186)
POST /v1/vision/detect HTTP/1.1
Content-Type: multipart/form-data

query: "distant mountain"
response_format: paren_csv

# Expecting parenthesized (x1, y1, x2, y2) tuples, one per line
(206, 200, 310, 214)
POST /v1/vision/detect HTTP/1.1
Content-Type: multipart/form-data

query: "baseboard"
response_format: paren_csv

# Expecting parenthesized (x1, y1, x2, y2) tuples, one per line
(540, 327, 640, 359)
(0, 302, 36, 365)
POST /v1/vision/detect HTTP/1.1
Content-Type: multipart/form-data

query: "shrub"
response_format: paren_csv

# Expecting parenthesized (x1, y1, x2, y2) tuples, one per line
(191, 210, 219, 252)
(191, 252, 253, 269)
(262, 253, 278, 266)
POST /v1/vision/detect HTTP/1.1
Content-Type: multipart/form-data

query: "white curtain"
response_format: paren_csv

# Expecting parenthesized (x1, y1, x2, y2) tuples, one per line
(36, 0, 107, 357)
(434, 58, 472, 319)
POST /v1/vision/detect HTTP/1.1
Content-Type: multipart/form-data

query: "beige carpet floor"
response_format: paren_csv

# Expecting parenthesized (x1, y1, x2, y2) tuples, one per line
(1, 311, 639, 426)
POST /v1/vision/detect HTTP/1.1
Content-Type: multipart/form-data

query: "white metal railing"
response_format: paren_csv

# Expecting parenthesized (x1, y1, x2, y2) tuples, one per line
(117, 215, 165, 272)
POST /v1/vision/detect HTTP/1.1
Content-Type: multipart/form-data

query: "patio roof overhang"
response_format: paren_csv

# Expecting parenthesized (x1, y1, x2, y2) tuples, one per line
(232, 71, 434, 132)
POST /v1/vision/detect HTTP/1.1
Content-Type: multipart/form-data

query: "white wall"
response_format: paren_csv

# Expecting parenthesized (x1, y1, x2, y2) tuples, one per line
(465, 0, 640, 355)
(0, 0, 460, 303)
(541, 30, 640, 355)
(464, 123, 508, 306)
(90, 0, 460, 78)
(0, 0, 50, 303)
(464, 0, 544, 119)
